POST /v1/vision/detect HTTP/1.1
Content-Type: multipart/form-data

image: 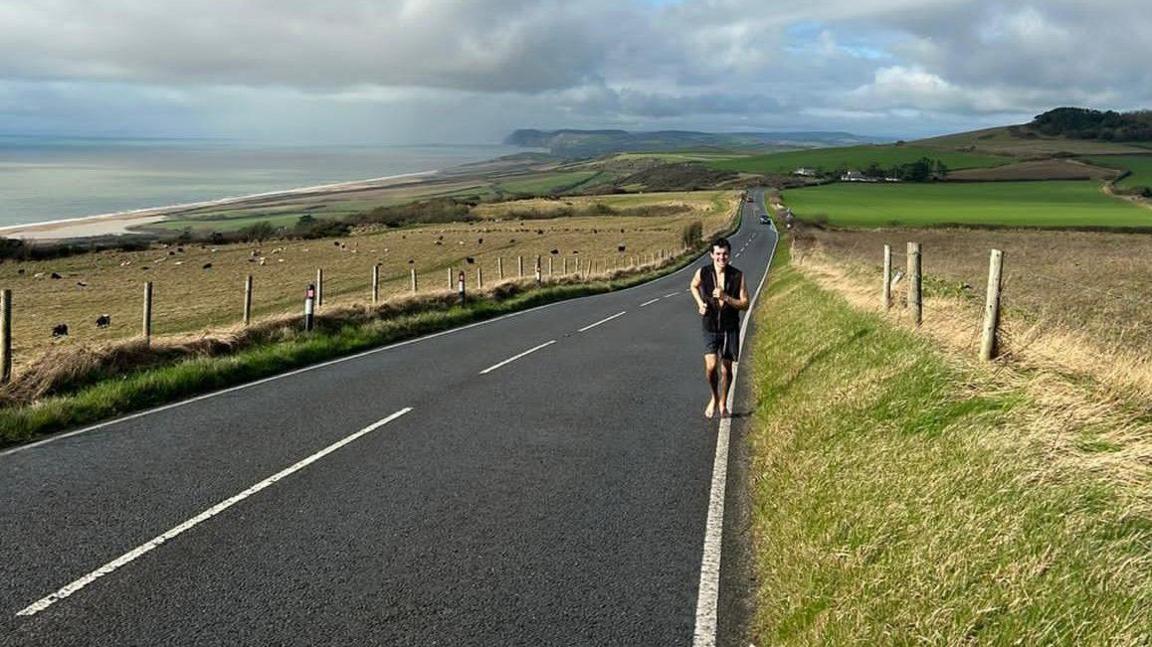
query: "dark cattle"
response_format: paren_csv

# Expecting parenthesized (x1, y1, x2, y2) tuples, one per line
(202, 263, 213, 270)
(50, 272, 62, 279)
(435, 240, 443, 246)
(17, 269, 24, 275)
(465, 257, 475, 264)
(550, 249, 559, 255)
(51, 323, 69, 337)
(96, 314, 111, 328)
(478, 238, 483, 244)
(168, 251, 175, 256)
(76, 281, 88, 287)
(408, 259, 414, 264)
(617, 245, 626, 252)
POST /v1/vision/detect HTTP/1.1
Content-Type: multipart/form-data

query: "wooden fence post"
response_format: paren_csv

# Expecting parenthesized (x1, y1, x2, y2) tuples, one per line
(315, 268, 324, 307)
(372, 264, 380, 304)
(497, 257, 504, 279)
(447, 268, 453, 289)
(477, 267, 484, 289)
(243, 275, 253, 326)
(1, 289, 11, 384)
(882, 244, 892, 310)
(534, 256, 541, 283)
(981, 249, 1004, 361)
(517, 255, 523, 278)
(563, 257, 569, 274)
(548, 256, 554, 277)
(907, 242, 922, 326)
(410, 268, 417, 293)
(142, 281, 153, 345)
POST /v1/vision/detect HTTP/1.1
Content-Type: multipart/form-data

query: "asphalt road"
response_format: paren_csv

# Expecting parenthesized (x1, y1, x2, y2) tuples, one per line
(0, 190, 779, 647)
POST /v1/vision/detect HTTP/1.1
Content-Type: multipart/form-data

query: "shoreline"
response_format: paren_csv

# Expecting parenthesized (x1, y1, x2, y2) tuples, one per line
(0, 169, 440, 241)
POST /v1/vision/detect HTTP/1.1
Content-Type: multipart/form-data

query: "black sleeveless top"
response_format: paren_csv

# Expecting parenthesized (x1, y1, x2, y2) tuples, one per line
(698, 264, 743, 332)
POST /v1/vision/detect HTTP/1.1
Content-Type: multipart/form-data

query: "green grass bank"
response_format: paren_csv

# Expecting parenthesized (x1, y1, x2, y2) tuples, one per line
(743, 254, 1152, 643)
(782, 180, 1152, 228)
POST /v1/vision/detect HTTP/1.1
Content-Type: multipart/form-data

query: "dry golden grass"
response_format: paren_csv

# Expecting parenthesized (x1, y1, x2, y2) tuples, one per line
(0, 191, 736, 375)
(746, 259, 1152, 643)
(788, 232, 1152, 495)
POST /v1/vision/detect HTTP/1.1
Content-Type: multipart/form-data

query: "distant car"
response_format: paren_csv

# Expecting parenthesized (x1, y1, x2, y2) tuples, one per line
(759, 215, 771, 224)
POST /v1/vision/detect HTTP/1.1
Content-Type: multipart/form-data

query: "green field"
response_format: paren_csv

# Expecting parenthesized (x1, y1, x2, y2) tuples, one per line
(495, 170, 602, 194)
(708, 145, 1011, 175)
(1083, 155, 1152, 188)
(782, 181, 1152, 228)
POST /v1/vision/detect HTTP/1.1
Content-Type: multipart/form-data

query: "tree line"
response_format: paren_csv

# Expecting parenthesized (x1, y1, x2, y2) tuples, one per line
(1021, 107, 1152, 141)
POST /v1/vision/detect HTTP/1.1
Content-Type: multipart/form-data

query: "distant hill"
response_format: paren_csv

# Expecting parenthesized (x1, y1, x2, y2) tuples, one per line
(917, 108, 1152, 157)
(505, 129, 887, 158)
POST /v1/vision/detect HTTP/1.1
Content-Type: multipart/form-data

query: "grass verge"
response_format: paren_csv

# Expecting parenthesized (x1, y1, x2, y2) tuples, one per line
(745, 250, 1152, 643)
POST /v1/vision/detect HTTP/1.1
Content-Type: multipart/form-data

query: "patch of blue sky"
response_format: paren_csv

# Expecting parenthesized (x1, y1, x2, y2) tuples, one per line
(785, 20, 894, 61)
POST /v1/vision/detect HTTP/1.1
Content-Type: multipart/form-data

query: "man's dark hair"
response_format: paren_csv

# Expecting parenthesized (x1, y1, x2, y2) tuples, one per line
(711, 237, 731, 252)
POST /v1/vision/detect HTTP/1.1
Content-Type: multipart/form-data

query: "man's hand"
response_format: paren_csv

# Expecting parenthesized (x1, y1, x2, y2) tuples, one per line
(712, 287, 727, 305)
(697, 301, 708, 316)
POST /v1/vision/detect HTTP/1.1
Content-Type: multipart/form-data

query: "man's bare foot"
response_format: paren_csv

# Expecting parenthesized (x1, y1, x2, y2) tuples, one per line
(705, 400, 717, 419)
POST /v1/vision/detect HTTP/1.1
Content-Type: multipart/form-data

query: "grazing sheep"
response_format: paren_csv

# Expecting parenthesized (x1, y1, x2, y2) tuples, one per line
(51, 323, 69, 338)
(96, 314, 111, 328)
(33, 272, 45, 279)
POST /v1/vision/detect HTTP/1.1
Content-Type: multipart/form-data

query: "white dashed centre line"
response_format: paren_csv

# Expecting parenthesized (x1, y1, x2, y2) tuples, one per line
(479, 340, 557, 374)
(577, 311, 627, 333)
(16, 407, 414, 618)
(663, 292, 680, 299)
(640, 297, 661, 307)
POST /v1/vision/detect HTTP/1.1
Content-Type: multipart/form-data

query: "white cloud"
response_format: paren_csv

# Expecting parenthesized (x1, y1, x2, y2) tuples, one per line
(0, 0, 1149, 141)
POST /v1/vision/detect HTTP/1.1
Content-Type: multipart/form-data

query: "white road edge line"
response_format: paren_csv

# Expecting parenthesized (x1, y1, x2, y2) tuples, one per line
(639, 297, 661, 307)
(478, 340, 556, 375)
(692, 212, 778, 647)
(15, 407, 414, 618)
(576, 311, 626, 333)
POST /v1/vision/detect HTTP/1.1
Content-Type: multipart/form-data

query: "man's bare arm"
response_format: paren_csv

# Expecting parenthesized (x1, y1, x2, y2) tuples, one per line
(690, 268, 707, 315)
(726, 276, 750, 310)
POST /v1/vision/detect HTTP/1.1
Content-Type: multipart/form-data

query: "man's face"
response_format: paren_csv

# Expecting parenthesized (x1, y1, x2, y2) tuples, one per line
(711, 246, 730, 267)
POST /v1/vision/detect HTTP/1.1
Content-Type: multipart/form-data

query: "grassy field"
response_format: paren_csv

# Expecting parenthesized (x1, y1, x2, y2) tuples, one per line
(0, 192, 737, 372)
(1083, 155, 1152, 188)
(917, 126, 1152, 156)
(745, 250, 1152, 643)
(789, 226, 1152, 384)
(707, 145, 1010, 175)
(494, 170, 602, 194)
(782, 181, 1152, 228)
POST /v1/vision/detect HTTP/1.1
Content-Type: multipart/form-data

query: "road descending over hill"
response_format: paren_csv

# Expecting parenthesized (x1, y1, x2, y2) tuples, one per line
(0, 192, 779, 647)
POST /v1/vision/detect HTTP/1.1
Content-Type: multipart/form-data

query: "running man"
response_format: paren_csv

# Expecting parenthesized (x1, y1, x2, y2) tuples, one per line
(690, 237, 750, 419)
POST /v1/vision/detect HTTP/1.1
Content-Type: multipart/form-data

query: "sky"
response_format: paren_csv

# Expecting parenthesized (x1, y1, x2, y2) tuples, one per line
(0, 0, 1149, 144)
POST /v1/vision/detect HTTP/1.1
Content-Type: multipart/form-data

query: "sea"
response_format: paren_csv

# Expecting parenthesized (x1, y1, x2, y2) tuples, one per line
(0, 136, 524, 228)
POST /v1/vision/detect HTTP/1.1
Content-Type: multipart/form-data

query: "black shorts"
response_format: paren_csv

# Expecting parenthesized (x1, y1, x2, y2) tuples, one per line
(703, 329, 740, 361)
